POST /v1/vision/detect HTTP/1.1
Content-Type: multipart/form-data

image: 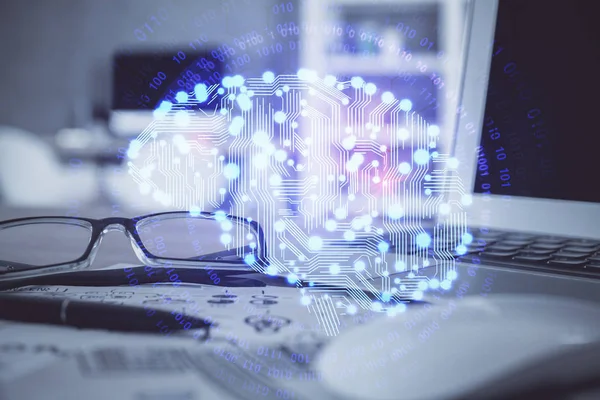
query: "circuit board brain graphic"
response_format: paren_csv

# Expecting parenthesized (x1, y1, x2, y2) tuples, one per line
(127, 71, 470, 331)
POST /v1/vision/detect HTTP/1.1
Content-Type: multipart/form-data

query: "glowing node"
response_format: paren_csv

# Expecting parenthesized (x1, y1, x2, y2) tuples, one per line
(439, 203, 451, 214)
(324, 74, 337, 86)
(194, 84, 208, 103)
(220, 234, 232, 245)
(223, 163, 240, 180)
(274, 111, 287, 123)
(388, 204, 404, 220)
(448, 270, 458, 281)
(428, 125, 440, 137)
(441, 280, 452, 290)
(347, 304, 357, 315)
(329, 264, 341, 274)
(236, 93, 252, 111)
(429, 279, 440, 289)
(175, 91, 189, 103)
(189, 206, 201, 217)
(341, 98, 349, 105)
(283, 85, 290, 92)
(425, 189, 432, 196)
(262, 71, 275, 83)
(398, 162, 411, 174)
(308, 236, 323, 251)
(378, 242, 390, 253)
(413, 149, 430, 165)
(287, 273, 299, 284)
(372, 302, 383, 312)
(455, 244, 468, 255)
(412, 291, 424, 300)
(232, 75, 245, 86)
(354, 260, 366, 272)
(397, 128, 410, 141)
(462, 233, 473, 244)
(229, 116, 245, 136)
(344, 230, 356, 241)
(418, 281, 428, 291)
(416, 233, 432, 248)
(381, 91, 395, 104)
(174, 111, 190, 127)
(461, 194, 473, 206)
(447, 157, 460, 169)
(218, 188, 226, 195)
(220, 220, 233, 231)
(350, 76, 364, 88)
(342, 135, 356, 150)
(399, 99, 413, 111)
(276, 89, 283, 96)
(252, 130, 270, 147)
(301, 296, 311, 306)
(269, 174, 282, 186)
(274, 220, 286, 233)
(364, 82, 377, 95)
(424, 174, 432, 181)
(325, 220, 337, 231)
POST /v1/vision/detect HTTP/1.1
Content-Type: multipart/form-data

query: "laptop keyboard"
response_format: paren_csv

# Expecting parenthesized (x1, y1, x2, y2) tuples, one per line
(456, 230, 600, 279)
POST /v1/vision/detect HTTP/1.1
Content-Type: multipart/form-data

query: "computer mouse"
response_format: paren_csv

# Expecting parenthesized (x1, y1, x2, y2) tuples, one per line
(315, 294, 600, 400)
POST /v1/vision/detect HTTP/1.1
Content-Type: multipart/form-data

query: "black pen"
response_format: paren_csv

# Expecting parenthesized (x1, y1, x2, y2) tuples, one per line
(0, 293, 213, 334)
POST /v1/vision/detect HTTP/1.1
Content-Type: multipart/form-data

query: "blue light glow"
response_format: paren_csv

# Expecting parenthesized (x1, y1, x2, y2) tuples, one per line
(462, 232, 474, 245)
(378, 241, 390, 253)
(229, 116, 245, 136)
(455, 244, 467, 255)
(329, 264, 340, 274)
(262, 71, 275, 83)
(157, 100, 172, 111)
(223, 163, 240, 180)
(364, 82, 377, 95)
(413, 149, 430, 165)
(217, 88, 225, 95)
(354, 260, 366, 272)
(236, 93, 252, 111)
(441, 280, 452, 290)
(195, 84, 208, 103)
(418, 281, 428, 291)
(447, 270, 458, 281)
(381, 292, 391, 302)
(175, 91, 188, 103)
(232, 75, 245, 87)
(189, 206, 201, 217)
(287, 273, 299, 284)
(416, 232, 431, 248)
(214, 210, 227, 222)
(324, 75, 336, 86)
(244, 254, 256, 265)
(398, 162, 411, 174)
(308, 236, 323, 251)
(381, 91, 395, 104)
(399, 99, 413, 111)
(429, 279, 440, 289)
(425, 189, 432, 196)
(350, 76, 364, 88)
(274, 111, 287, 123)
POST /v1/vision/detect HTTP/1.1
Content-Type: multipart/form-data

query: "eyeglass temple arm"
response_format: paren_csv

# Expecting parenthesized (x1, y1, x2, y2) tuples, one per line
(0, 260, 41, 275)
(188, 244, 259, 261)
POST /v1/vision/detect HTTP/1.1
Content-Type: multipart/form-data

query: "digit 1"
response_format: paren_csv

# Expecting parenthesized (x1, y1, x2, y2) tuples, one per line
(496, 147, 504, 153)
(144, 23, 154, 33)
(499, 168, 509, 174)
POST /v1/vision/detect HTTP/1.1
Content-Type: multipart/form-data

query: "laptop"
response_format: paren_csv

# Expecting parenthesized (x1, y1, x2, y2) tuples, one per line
(426, 0, 600, 302)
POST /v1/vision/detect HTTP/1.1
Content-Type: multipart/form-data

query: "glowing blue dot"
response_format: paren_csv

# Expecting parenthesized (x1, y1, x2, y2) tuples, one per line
(396, 303, 407, 313)
(428, 125, 440, 137)
(354, 260, 366, 272)
(229, 116, 245, 136)
(324, 75, 336, 86)
(413, 291, 424, 300)
(364, 83, 377, 95)
(398, 162, 411, 174)
(283, 85, 290, 92)
(301, 296, 311, 306)
(287, 273, 299, 284)
(381, 91, 395, 104)
(399, 99, 413, 111)
(416, 233, 431, 248)
(418, 281, 428, 291)
(425, 189, 432, 196)
(381, 292, 391, 302)
(262, 71, 275, 83)
(431, 151, 439, 158)
(195, 84, 208, 103)
(275, 89, 283, 96)
(455, 244, 468, 255)
(189, 206, 201, 217)
(462, 233, 473, 244)
(325, 220, 337, 231)
(221, 220, 233, 231)
(347, 304, 357, 314)
(158, 100, 172, 111)
(344, 230, 356, 241)
(232, 75, 245, 87)
(236, 93, 252, 111)
(429, 279, 440, 289)
(274, 111, 287, 124)
(413, 149, 430, 165)
(214, 210, 227, 221)
(329, 264, 340, 274)
(266, 265, 278, 275)
(441, 280, 452, 290)
(222, 76, 233, 88)
(175, 91, 189, 103)
(447, 270, 458, 281)
(220, 234, 232, 245)
(308, 236, 323, 251)
(424, 174, 432, 181)
(223, 163, 240, 180)
(372, 302, 383, 312)
(350, 76, 364, 88)
(244, 254, 256, 265)
(378, 242, 390, 253)
(219, 188, 226, 195)
(308, 281, 315, 287)
(394, 278, 401, 284)
(217, 88, 225, 95)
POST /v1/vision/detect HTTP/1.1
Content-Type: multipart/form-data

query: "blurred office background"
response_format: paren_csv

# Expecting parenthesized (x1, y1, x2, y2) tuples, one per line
(0, 0, 469, 218)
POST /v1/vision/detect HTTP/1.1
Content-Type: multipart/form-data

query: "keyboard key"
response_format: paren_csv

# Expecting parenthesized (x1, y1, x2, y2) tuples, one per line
(486, 244, 525, 252)
(587, 255, 600, 262)
(517, 249, 555, 256)
(552, 252, 590, 259)
(529, 243, 564, 251)
(547, 259, 587, 267)
(562, 246, 600, 253)
(535, 236, 568, 244)
(583, 261, 600, 272)
(497, 240, 535, 247)
(513, 255, 552, 263)
(565, 239, 600, 247)
(479, 251, 520, 260)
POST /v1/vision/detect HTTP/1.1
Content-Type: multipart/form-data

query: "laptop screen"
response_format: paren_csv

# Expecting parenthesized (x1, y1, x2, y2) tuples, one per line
(473, 0, 599, 203)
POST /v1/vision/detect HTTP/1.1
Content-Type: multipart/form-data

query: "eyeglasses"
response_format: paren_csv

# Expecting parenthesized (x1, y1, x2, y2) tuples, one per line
(0, 211, 268, 281)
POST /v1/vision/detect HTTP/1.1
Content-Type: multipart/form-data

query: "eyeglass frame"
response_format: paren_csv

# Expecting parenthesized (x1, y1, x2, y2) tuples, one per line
(0, 211, 268, 281)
